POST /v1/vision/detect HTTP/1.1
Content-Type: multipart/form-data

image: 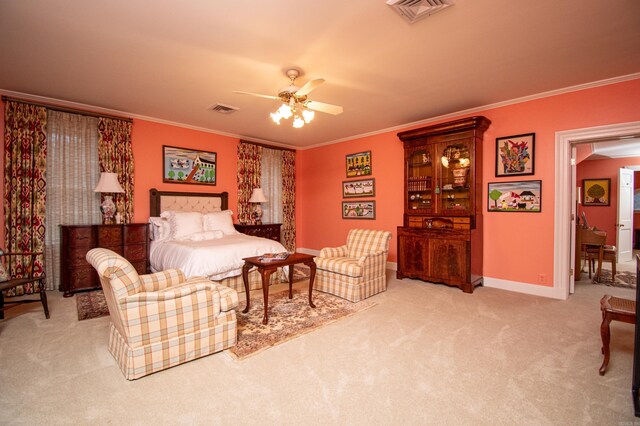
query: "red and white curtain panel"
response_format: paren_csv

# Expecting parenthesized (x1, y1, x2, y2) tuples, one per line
(237, 141, 262, 224)
(281, 150, 296, 251)
(98, 118, 134, 223)
(3, 101, 48, 295)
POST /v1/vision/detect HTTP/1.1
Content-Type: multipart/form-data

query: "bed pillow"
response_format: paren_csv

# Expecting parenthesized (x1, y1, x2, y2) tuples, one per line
(160, 211, 204, 240)
(188, 230, 225, 241)
(203, 210, 238, 235)
(148, 217, 171, 241)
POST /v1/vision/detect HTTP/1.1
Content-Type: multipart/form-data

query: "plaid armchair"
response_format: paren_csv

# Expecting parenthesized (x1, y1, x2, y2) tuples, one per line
(315, 229, 392, 302)
(86, 248, 238, 380)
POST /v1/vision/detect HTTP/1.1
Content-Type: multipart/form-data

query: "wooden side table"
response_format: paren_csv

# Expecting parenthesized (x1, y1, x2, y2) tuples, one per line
(234, 223, 281, 242)
(241, 252, 316, 324)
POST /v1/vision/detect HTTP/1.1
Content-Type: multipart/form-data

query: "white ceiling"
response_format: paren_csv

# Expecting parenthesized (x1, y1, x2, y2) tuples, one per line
(1, 0, 639, 148)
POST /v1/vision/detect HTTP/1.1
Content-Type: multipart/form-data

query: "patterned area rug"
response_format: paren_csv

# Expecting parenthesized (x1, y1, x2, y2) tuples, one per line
(76, 290, 109, 321)
(229, 289, 376, 360)
(592, 270, 637, 289)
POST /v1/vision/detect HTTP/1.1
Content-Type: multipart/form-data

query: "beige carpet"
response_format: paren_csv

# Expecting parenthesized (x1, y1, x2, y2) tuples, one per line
(1, 274, 638, 425)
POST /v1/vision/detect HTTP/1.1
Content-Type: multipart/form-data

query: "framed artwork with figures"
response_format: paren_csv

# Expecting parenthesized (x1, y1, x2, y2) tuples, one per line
(495, 133, 535, 177)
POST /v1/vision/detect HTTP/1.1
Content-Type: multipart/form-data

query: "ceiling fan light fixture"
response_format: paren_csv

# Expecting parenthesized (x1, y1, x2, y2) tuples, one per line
(270, 111, 282, 125)
(302, 109, 315, 123)
(292, 116, 305, 128)
(277, 103, 293, 119)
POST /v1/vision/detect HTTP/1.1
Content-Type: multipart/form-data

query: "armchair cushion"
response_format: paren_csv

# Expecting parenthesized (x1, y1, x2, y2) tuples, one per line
(315, 257, 363, 278)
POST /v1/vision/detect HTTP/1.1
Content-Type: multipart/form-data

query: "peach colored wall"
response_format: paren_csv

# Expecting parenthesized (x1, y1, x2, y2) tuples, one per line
(577, 157, 640, 246)
(297, 78, 640, 287)
(131, 119, 240, 223)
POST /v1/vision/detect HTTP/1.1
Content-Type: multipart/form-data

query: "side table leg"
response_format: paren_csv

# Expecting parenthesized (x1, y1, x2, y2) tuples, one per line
(289, 264, 294, 299)
(261, 268, 274, 325)
(306, 260, 316, 309)
(599, 314, 612, 376)
(242, 263, 252, 314)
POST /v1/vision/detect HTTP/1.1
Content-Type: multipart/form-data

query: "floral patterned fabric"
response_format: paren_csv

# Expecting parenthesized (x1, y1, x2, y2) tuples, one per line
(98, 118, 134, 223)
(281, 150, 296, 251)
(237, 141, 262, 224)
(3, 101, 47, 295)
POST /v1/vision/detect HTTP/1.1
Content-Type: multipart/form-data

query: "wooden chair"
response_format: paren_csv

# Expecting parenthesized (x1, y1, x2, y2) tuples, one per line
(599, 294, 635, 375)
(0, 251, 50, 319)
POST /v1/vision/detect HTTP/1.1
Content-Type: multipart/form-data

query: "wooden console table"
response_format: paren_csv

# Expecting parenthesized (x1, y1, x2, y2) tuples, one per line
(241, 252, 316, 324)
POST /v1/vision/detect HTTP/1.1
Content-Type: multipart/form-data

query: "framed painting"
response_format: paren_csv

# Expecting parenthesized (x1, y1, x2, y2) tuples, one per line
(342, 201, 376, 219)
(495, 133, 535, 177)
(346, 151, 372, 178)
(163, 145, 217, 185)
(487, 180, 541, 212)
(342, 178, 375, 198)
(583, 178, 611, 206)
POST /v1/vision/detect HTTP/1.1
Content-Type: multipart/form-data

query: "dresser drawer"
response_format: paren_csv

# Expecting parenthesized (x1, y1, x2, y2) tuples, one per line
(99, 226, 123, 246)
(124, 243, 147, 261)
(130, 260, 148, 275)
(67, 266, 99, 291)
(66, 227, 96, 247)
(124, 224, 148, 244)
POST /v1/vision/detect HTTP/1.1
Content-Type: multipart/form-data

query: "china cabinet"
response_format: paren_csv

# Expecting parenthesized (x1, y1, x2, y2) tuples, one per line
(396, 116, 491, 293)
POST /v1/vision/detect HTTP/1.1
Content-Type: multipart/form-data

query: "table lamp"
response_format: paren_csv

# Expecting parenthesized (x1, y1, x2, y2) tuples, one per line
(94, 172, 124, 224)
(249, 187, 268, 224)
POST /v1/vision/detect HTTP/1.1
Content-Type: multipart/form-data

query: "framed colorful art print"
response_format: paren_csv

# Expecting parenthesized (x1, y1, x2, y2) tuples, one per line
(487, 180, 541, 212)
(342, 201, 376, 219)
(342, 178, 375, 198)
(163, 145, 217, 185)
(583, 178, 610, 206)
(346, 151, 372, 178)
(495, 133, 535, 177)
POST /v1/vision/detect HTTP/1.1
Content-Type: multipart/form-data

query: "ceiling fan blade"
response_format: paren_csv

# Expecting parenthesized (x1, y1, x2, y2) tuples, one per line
(304, 100, 343, 115)
(295, 78, 325, 97)
(233, 91, 279, 101)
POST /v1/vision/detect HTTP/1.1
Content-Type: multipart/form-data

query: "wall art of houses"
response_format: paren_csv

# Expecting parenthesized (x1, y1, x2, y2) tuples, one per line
(342, 201, 376, 219)
(487, 180, 541, 212)
(163, 145, 217, 185)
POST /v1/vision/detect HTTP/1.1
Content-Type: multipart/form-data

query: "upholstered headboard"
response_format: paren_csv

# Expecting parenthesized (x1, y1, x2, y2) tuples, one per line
(149, 188, 229, 216)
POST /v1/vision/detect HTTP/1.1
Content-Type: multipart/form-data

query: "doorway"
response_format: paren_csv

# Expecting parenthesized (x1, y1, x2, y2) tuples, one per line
(554, 121, 640, 300)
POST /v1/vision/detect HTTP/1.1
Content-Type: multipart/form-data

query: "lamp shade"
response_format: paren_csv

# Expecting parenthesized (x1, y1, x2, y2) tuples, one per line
(249, 188, 267, 203)
(94, 172, 125, 193)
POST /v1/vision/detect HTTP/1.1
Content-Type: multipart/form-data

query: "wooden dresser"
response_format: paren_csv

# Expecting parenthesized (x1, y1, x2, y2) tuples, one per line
(234, 223, 282, 243)
(60, 224, 150, 296)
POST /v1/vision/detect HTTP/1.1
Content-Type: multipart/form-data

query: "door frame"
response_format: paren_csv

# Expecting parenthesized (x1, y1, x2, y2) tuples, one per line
(554, 121, 640, 300)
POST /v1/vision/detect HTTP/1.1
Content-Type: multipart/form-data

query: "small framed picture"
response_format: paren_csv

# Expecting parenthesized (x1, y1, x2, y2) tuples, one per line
(342, 178, 375, 198)
(163, 145, 217, 185)
(583, 178, 611, 206)
(487, 180, 541, 212)
(342, 201, 376, 219)
(495, 133, 535, 177)
(346, 151, 372, 178)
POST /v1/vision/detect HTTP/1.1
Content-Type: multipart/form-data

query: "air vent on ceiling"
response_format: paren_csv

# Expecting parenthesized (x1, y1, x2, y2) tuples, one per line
(386, 0, 454, 24)
(209, 103, 239, 114)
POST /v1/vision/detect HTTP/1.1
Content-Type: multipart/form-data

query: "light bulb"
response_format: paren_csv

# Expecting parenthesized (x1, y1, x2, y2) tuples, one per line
(278, 103, 292, 119)
(302, 109, 315, 123)
(292, 116, 305, 128)
(270, 112, 282, 124)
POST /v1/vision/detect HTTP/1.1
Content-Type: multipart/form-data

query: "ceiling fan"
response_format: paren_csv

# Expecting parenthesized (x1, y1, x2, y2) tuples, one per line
(234, 68, 343, 128)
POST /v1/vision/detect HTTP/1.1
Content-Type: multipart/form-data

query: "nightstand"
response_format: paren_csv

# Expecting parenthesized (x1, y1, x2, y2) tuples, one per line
(234, 223, 282, 242)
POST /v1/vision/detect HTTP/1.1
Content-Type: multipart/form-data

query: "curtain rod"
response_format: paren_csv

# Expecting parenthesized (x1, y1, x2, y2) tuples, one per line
(1, 96, 133, 123)
(239, 139, 296, 152)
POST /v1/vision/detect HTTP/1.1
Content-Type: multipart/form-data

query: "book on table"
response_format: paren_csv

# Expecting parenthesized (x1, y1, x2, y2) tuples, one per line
(258, 252, 290, 262)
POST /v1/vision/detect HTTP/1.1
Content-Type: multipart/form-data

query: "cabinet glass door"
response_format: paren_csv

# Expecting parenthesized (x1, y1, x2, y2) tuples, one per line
(437, 141, 472, 214)
(407, 147, 434, 212)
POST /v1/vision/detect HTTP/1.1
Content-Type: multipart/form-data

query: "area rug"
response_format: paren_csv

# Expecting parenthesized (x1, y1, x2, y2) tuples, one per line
(76, 290, 109, 321)
(229, 290, 376, 360)
(592, 270, 637, 289)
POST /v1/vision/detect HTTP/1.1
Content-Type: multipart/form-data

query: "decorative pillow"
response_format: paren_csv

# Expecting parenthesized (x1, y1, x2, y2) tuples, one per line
(188, 230, 224, 241)
(160, 211, 204, 240)
(0, 261, 9, 282)
(203, 210, 238, 235)
(148, 217, 171, 241)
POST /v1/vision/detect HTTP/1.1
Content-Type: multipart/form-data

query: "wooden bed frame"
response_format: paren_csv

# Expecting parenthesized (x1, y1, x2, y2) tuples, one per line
(149, 188, 228, 217)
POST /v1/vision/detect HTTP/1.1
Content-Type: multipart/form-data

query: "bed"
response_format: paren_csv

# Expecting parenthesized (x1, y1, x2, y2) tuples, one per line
(148, 188, 286, 293)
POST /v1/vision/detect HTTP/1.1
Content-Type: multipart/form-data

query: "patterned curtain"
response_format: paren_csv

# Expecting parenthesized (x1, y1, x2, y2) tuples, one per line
(3, 101, 47, 295)
(281, 150, 296, 251)
(97, 118, 134, 223)
(237, 141, 262, 224)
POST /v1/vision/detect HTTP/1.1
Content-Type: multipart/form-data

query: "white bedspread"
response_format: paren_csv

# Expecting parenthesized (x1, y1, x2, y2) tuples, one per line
(150, 234, 288, 280)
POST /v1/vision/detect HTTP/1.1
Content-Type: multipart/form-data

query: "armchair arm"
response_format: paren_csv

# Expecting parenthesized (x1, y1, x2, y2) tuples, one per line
(139, 269, 186, 292)
(357, 250, 389, 279)
(319, 245, 348, 258)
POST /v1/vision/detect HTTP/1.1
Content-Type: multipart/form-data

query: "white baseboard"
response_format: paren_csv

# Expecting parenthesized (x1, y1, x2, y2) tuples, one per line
(483, 277, 566, 300)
